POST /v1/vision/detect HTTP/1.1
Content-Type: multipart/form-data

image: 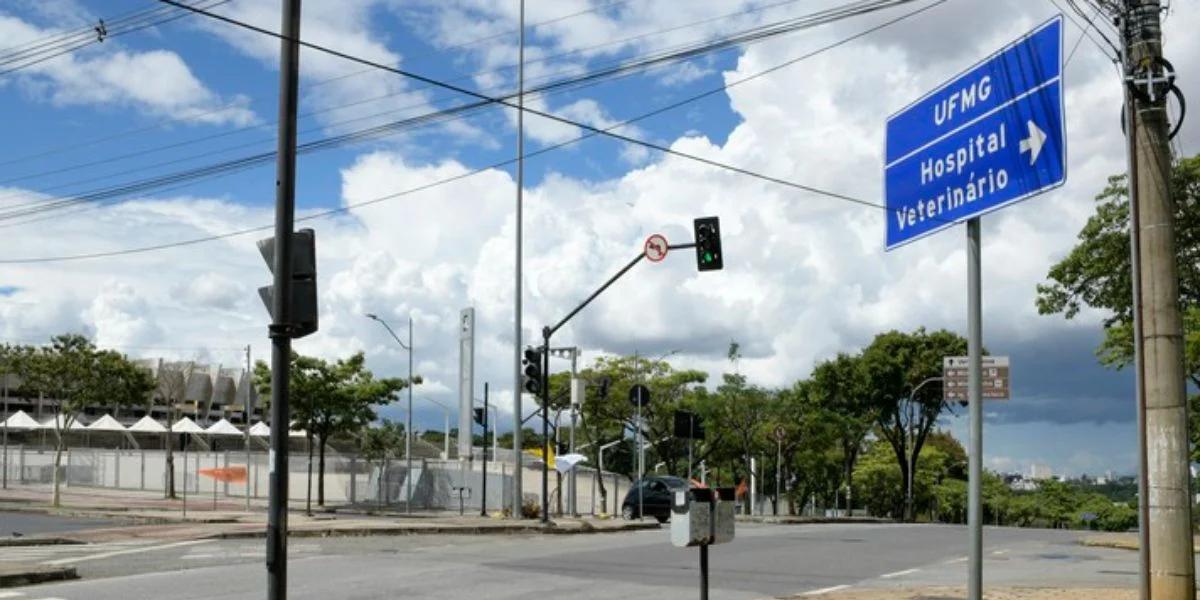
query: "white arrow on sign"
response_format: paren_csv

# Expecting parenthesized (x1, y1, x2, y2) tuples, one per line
(1019, 120, 1047, 165)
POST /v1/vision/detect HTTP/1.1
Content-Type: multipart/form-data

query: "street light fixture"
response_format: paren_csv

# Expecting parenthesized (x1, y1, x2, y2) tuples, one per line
(906, 376, 943, 521)
(366, 312, 416, 514)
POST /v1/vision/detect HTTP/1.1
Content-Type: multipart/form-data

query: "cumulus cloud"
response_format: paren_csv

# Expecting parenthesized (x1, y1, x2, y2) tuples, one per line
(1, 0, 1195, 453)
(0, 12, 256, 125)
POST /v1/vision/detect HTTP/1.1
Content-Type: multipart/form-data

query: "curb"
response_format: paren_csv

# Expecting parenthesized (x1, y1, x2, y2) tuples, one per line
(0, 565, 78, 589)
(211, 521, 659, 540)
(0, 537, 85, 548)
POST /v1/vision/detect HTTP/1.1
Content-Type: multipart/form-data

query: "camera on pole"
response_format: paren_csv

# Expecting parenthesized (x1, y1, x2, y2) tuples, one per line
(257, 228, 319, 338)
(522, 346, 543, 395)
(692, 216, 723, 272)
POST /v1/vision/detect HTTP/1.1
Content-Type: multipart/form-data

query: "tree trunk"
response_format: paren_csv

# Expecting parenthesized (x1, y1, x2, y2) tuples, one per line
(165, 432, 176, 499)
(305, 434, 313, 515)
(51, 436, 65, 508)
(318, 435, 327, 507)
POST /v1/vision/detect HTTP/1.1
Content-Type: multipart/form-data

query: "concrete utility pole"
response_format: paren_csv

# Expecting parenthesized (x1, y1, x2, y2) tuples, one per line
(266, 0, 301, 597)
(1120, 2, 1195, 598)
(244, 345, 251, 512)
(510, 0, 526, 519)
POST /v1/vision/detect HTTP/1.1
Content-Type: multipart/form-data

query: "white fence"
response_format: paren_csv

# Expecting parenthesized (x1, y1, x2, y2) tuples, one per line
(1, 445, 631, 514)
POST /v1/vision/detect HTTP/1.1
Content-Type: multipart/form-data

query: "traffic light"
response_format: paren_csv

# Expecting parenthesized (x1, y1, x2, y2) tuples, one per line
(596, 376, 611, 400)
(693, 216, 723, 271)
(473, 408, 486, 427)
(673, 410, 705, 440)
(257, 228, 318, 338)
(522, 346, 543, 395)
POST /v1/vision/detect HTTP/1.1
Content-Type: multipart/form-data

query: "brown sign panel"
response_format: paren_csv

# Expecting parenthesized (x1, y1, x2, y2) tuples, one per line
(943, 356, 1010, 401)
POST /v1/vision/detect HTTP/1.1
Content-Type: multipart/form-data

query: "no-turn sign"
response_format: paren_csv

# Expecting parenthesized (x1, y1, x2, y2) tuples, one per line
(644, 234, 668, 262)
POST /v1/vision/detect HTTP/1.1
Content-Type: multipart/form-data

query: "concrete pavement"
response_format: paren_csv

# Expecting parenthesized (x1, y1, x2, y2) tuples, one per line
(0, 523, 1144, 599)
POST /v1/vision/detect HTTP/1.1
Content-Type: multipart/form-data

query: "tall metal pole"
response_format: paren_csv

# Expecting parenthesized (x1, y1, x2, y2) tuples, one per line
(245, 345, 252, 512)
(907, 397, 914, 521)
(1123, 3, 1195, 597)
(569, 351, 578, 517)
(406, 316, 414, 514)
(266, 1, 301, 597)
(1119, 14, 1150, 598)
(540, 331, 550, 523)
(3, 375, 9, 490)
(481, 383, 489, 517)
(966, 217, 983, 600)
(510, 0, 526, 520)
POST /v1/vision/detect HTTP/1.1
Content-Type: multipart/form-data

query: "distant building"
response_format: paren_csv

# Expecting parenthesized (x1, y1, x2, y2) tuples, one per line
(0, 357, 261, 428)
(1030, 463, 1053, 480)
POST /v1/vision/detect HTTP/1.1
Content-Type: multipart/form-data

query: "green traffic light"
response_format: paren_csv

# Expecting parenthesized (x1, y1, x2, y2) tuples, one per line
(704, 252, 714, 263)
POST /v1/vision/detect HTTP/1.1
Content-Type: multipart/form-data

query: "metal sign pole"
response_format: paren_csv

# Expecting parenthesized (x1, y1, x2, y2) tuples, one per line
(967, 217, 983, 600)
(699, 544, 709, 600)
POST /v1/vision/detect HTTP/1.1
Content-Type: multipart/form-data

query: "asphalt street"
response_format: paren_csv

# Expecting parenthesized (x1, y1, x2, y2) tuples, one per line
(1, 523, 1140, 599)
(0, 511, 113, 537)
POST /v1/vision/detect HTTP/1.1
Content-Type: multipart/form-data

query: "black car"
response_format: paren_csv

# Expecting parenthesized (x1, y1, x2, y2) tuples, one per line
(621, 476, 690, 522)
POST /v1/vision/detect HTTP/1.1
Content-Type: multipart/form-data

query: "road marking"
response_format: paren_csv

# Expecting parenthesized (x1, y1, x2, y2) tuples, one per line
(181, 553, 216, 560)
(802, 584, 851, 596)
(0, 592, 24, 598)
(945, 556, 969, 564)
(992, 549, 1009, 555)
(880, 568, 920, 578)
(42, 539, 214, 566)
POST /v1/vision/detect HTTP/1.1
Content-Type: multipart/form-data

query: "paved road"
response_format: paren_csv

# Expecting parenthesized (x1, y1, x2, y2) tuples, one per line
(0, 511, 112, 537)
(2, 523, 1139, 599)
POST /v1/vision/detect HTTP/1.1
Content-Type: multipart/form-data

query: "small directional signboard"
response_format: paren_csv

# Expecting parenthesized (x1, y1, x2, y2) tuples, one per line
(943, 356, 1011, 402)
(884, 17, 1065, 249)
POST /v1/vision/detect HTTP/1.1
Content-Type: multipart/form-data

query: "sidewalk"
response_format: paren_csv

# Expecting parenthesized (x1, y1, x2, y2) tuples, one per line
(789, 587, 1135, 599)
(0, 484, 659, 543)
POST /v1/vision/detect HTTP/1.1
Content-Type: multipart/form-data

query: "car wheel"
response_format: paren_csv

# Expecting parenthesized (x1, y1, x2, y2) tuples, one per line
(622, 504, 637, 520)
(655, 514, 669, 524)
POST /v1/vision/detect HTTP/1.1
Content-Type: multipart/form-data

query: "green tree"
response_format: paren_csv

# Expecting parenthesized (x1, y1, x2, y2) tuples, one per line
(860, 328, 968, 521)
(254, 352, 412, 509)
(21, 335, 153, 507)
(1036, 155, 1200, 456)
(810, 353, 875, 513)
(359, 420, 405, 507)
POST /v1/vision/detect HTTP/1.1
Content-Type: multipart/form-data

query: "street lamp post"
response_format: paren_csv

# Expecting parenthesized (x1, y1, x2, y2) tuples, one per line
(367, 313, 416, 514)
(598, 439, 622, 514)
(906, 376, 943, 521)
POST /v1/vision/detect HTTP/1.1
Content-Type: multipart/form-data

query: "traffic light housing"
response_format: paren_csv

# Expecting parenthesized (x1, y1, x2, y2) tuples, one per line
(257, 228, 318, 338)
(522, 346, 543, 395)
(473, 408, 486, 427)
(693, 216, 723, 271)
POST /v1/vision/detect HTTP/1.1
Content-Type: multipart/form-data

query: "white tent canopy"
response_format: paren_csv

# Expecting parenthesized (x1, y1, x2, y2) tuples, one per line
(87, 414, 128, 432)
(128, 415, 168, 433)
(170, 417, 205, 434)
(205, 418, 243, 436)
(37, 415, 88, 431)
(86, 413, 140, 448)
(248, 421, 270, 437)
(3, 410, 40, 430)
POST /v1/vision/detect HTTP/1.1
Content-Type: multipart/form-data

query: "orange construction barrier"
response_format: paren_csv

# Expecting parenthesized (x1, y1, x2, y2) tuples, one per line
(198, 465, 248, 483)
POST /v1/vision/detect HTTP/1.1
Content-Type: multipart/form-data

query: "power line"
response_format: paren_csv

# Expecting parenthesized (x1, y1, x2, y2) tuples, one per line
(0, 0, 631, 170)
(0, 0, 945, 264)
(0, 0, 818, 196)
(0, 1, 231, 77)
(0, 1, 898, 222)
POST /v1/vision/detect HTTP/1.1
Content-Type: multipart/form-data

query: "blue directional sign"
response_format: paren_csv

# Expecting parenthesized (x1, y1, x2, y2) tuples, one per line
(884, 17, 1066, 250)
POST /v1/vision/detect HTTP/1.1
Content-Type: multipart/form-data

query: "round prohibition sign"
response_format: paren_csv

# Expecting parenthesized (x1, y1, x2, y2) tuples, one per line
(644, 234, 669, 262)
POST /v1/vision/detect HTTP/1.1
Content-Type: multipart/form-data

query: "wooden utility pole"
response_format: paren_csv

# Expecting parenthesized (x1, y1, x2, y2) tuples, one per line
(1120, 2, 1194, 598)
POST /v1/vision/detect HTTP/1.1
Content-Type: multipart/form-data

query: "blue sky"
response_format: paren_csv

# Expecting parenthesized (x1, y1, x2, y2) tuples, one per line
(0, 0, 1196, 478)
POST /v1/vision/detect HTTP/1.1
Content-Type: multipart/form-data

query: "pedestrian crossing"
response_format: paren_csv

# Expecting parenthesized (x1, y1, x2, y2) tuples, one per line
(0, 540, 158, 564)
(0, 590, 65, 600)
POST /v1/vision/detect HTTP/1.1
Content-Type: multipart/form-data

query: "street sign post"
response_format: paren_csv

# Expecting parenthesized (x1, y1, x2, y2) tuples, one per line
(644, 234, 669, 262)
(883, 17, 1064, 600)
(943, 356, 1011, 401)
(885, 16, 1065, 250)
